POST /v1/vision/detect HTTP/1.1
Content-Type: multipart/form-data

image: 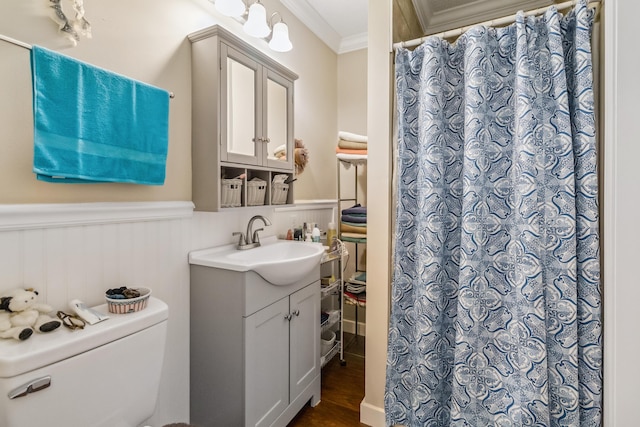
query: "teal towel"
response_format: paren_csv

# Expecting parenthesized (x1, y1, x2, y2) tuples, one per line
(30, 46, 169, 185)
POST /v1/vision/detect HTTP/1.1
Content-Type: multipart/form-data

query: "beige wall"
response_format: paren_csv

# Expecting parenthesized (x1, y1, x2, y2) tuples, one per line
(338, 49, 367, 136)
(0, 0, 337, 204)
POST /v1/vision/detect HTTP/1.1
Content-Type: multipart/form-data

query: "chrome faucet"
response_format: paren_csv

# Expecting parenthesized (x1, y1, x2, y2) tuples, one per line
(233, 215, 272, 250)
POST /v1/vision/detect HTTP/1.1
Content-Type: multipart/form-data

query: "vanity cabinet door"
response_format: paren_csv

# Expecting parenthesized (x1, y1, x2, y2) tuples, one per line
(289, 282, 320, 400)
(244, 297, 289, 427)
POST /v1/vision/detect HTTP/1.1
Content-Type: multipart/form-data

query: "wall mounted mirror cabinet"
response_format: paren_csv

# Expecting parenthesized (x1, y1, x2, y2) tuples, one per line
(189, 25, 298, 211)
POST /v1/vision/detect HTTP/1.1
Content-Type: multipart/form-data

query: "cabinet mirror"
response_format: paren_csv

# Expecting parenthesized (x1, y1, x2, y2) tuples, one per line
(227, 57, 256, 157)
(266, 76, 288, 162)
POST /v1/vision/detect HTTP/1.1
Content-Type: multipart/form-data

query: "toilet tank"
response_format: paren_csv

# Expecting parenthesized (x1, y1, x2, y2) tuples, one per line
(0, 297, 168, 427)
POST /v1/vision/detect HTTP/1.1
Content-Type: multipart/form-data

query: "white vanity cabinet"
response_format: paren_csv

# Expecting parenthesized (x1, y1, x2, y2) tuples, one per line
(189, 25, 298, 211)
(190, 263, 321, 427)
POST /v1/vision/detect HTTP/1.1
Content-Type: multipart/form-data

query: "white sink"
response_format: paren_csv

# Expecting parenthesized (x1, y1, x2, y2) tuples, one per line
(189, 237, 325, 286)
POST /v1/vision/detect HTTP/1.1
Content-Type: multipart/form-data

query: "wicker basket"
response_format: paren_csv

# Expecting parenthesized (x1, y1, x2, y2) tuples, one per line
(271, 182, 289, 205)
(247, 179, 267, 206)
(105, 287, 151, 314)
(221, 178, 242, 207)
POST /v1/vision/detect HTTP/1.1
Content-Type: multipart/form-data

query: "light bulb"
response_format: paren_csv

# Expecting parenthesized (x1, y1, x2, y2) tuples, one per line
(243, 2, 271, 38)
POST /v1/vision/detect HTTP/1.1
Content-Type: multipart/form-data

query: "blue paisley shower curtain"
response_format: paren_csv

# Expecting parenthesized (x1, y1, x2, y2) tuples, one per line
(386, 1, 602, 426)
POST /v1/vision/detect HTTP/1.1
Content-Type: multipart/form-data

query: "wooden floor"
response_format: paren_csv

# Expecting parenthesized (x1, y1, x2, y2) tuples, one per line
(288, 333, 368, 427)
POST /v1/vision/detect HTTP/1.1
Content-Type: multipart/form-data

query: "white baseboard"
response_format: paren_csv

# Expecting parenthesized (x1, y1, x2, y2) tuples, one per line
(360, 399, 385, 427)
(342, 319, 366, 336)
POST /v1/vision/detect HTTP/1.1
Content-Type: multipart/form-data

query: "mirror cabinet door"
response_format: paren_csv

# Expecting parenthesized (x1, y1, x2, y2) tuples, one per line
(222, 45, 260, 164)
(265, 70, 294, 169)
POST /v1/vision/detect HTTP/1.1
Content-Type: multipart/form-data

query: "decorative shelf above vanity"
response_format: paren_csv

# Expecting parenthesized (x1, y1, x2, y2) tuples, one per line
(189, 25, 298, 211)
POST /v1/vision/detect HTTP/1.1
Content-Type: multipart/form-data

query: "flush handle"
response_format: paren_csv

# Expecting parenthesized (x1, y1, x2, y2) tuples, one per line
(8, 376, 51, 399)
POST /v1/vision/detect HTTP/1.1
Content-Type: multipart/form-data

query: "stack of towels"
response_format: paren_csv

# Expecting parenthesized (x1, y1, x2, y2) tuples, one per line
(340, 204, 366, 243)
(345, 272, 366, 307)
(336, 131, 367, 165)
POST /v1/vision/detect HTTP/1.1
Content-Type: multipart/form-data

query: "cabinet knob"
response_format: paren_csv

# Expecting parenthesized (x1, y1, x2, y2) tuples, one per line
(284, 313, 293, 321)
(292, 309, 300, 317)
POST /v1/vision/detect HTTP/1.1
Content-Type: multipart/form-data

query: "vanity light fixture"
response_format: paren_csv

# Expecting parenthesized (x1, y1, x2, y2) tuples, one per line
(214, 0, 245, 17)
(212, 0, 292, 52)
(268, 13, 292, 52)
(243, 1, 271, 38)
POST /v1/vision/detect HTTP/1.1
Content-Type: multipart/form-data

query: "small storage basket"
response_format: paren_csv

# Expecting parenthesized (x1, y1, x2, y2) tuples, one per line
(271, 182, 289, 205)
(321, 329, 336, 355)
(247, 179, 267, 206)
(105, 287, 151, 314)
(221, 178, 242, 208)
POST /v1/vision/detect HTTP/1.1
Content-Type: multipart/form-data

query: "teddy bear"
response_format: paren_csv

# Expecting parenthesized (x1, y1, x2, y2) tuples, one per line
(293, 138, 309, 175)
(0, 288, 61, 341)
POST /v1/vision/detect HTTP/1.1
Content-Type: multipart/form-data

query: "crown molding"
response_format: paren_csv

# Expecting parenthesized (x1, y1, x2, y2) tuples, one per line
(280, 0, 342, 53)
(416, 0, 553, 35)
(339, 32, 368, 54)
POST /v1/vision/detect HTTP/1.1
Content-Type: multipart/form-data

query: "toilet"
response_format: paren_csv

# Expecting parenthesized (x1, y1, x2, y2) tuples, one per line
(0, 296, 168, 427)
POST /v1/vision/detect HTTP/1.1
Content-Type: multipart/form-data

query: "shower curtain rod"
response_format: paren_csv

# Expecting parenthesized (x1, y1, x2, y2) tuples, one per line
(393, 0, 601, 50)
(0, 33, 176, 98)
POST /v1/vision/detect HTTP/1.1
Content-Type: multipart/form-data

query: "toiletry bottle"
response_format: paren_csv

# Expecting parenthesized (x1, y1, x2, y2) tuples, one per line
(326, 221, 337, 246)
(312, 223, 321, 243)
(305, 223, 312, 242)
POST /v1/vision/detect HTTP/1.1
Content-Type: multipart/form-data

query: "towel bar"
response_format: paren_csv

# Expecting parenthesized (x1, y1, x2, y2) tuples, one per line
(0, 33, 176, 99)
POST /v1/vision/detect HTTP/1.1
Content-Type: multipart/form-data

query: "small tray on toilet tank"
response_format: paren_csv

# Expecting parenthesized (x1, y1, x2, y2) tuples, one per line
(105, 287, 151, 314)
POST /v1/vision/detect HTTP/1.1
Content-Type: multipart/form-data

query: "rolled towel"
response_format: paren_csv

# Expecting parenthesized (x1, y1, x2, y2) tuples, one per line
(338, 131, 367, 143)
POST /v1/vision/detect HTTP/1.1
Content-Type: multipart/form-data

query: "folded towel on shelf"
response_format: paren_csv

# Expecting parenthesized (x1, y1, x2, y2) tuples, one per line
(336, 152, 367, 168)
(341, 223, 367, 234)
(341, 214, 367, 224)
(341, 221, 366, 227)
(336, 147, 368, 155)
(338, 131, 367, 143)
(338, 139, 368, 150)
(342, 204, 367, 215)
(353, 272, 367, 282)
(340, 232, 367, 243)
(346, 283, 366, 294)
(31, 46, 170, 185)
(344, 291, 366, 307)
